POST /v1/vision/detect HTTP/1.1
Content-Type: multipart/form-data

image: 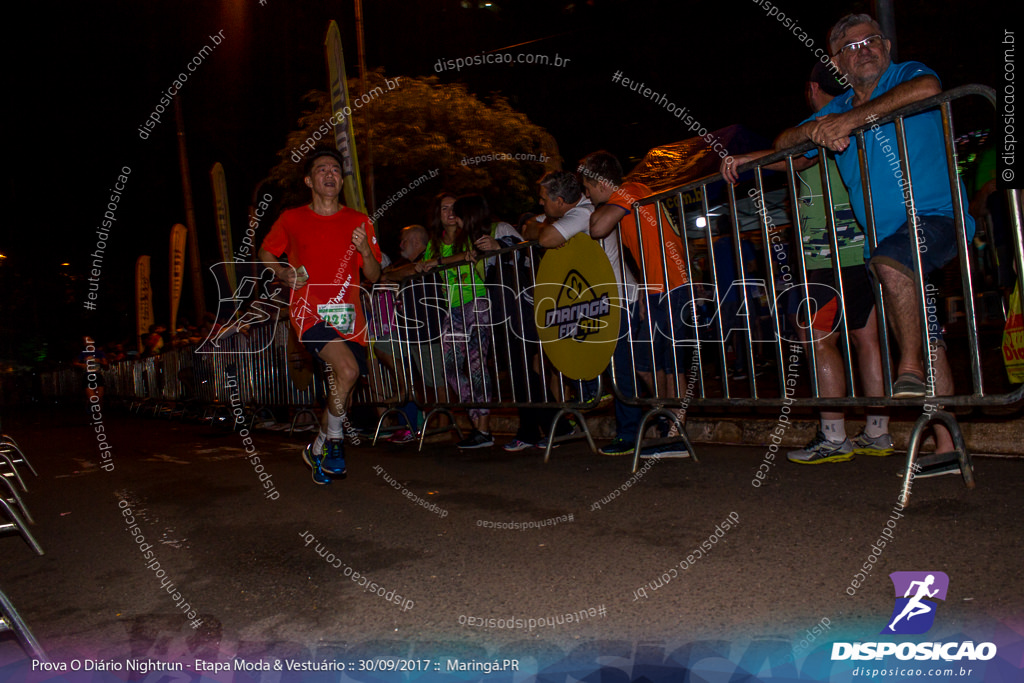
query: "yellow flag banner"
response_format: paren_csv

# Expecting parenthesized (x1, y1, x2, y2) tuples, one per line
(325, 20, 367, 214)
(135, 255, 154, 352)
(170, 223, 188, 331)
(211, 162, 237, 294)
(1003, 281, 1024, 384)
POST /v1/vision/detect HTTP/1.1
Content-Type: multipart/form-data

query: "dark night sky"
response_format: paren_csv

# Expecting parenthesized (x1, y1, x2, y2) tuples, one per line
(1, 0, 1000, 354)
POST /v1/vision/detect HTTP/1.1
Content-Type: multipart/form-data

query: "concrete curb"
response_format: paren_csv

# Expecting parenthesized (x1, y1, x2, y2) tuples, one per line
(479, 414, 1024, 456)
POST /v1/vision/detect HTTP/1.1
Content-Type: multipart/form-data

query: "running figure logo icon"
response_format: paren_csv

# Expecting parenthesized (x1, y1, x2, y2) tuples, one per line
(882, 571, 949, 635)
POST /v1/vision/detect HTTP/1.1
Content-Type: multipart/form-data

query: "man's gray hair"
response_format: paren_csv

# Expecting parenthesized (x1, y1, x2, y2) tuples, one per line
(538, 171, 582, 204)
(402, 224, 427, 243)
(828, 14, 885, 56)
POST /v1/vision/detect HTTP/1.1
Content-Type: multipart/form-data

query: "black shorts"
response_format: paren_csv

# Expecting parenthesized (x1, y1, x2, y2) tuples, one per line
(301, 321, 369, 376)
(868, 215, 960, 279)
(796, 265, 876, 333)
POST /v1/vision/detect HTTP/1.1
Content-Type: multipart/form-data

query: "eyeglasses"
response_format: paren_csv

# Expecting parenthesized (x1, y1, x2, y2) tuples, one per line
(837, 34, 884, 57)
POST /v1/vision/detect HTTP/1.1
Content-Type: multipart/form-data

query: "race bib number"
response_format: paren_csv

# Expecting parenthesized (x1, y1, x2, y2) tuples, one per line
(318, 303, 356, 335)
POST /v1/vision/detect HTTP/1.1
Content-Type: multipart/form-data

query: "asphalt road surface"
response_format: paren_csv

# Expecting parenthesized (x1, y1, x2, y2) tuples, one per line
(1, 405, 1021, 682)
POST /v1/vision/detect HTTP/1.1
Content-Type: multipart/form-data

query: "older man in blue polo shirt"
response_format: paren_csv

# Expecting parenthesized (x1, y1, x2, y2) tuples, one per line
(773, 13, 974, 459)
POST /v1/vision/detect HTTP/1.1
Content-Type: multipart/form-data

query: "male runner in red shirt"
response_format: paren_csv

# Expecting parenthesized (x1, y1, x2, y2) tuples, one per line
(259, 148, 381, 485)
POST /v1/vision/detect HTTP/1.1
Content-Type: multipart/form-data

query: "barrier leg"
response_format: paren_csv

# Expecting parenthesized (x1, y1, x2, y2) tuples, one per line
(0, 588, 50, 662)
(249, 406, 276, 430)
(632, 429, 698, 472)
(209, 405, 233, 429)
(373, 408, 411, 445)
(289, 408, 320, 437)
(900, 409, 973, 506)
(542, 409, 597, 463)
(230, 406, 254, 433)
(181, 400, 203, 421)
(419, 408, 461, 452)
(0, 499, 44, 555)
(0, 475, 34, 524)
(628, 407, 699, 472)
(573, 410, 599, 454)
(0, 451, 28, 493)
(1, 436, 37, 477)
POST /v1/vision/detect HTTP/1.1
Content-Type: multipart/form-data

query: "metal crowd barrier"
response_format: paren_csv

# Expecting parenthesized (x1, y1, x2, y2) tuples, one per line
(40, 241, 606, 458)
(1, 432, 48, 657)
(616, 84, 1021, 496)
(42, 325, 321, 429)
(1, 434, 43, 555)
(39, 366, 82, 400)
(360, 281, 450, 445)
(0, 431, 48, 659)
(0, 587, 49, 662)
(370, 241, 604, 457)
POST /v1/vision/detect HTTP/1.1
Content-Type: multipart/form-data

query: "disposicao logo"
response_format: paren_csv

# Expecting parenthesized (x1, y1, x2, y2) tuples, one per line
(882, 571, 948, 635)
(831, 571, 997, 662)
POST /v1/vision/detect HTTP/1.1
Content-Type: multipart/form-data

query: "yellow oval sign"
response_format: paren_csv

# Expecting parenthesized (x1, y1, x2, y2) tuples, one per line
(533, 234, 621, 380)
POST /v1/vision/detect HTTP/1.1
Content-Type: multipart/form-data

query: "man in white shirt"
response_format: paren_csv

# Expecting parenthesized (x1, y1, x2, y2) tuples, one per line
(528, 171, 636, 302)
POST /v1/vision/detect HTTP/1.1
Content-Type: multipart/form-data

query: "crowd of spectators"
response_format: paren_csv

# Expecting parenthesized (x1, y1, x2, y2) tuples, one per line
(72, 13, 1012, 483)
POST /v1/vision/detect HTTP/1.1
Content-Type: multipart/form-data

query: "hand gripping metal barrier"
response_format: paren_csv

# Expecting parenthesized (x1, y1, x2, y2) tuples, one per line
(618, 84, 1021, 502)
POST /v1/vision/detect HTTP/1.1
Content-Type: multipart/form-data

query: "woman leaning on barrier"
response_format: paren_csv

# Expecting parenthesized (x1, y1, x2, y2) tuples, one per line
(419, 193, 521, 449)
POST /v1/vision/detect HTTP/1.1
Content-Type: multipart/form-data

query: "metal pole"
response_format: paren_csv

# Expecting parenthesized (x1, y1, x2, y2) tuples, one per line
(354, 0, 376, 216)
(873, 0, 898, 61)
(175, 97, 207, 323)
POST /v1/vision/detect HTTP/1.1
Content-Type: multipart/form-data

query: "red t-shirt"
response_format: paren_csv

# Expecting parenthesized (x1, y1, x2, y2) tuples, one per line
(608, 181, 688, 293)
(261, 205, 381, 341)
